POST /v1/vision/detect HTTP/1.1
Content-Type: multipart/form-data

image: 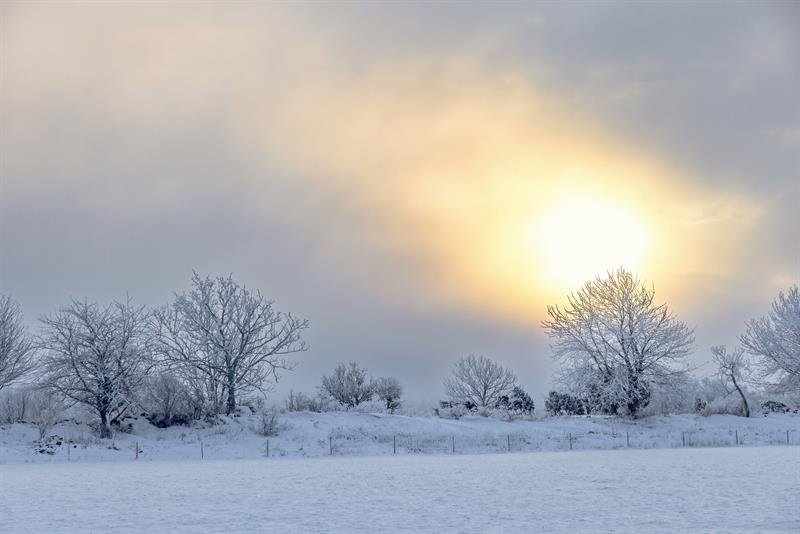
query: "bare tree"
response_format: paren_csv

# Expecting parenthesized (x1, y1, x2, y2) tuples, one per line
(372, 376, 402, 413)
(740, 286, 800, 393)
(39, 298, 152, 438)
(0, 295, 35, 391)
(711, 345, 750, 417)
(141, 371, 191, 424)
(444, 354, 517, 410)
(320, 362, 373, 408)
(28, 390, 64, 440)
(542, 269, 694, 417)
(0, 386, 33, 423)
(151, 273, 309, 415)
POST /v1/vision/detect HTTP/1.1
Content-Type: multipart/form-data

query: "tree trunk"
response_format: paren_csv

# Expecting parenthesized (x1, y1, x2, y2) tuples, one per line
(99, 410, 111, 439)
(226, 375, 236, 415)
(731, 375, 750, 417)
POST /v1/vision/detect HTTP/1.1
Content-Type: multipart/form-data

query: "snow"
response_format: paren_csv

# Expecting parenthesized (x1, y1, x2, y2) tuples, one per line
(1, 411, 799, 463)
(1, 446, 797, 533)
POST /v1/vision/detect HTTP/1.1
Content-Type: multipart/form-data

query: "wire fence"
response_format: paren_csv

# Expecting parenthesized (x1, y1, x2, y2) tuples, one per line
(32, 426, 799, 462)
(319, 428, 798, 458)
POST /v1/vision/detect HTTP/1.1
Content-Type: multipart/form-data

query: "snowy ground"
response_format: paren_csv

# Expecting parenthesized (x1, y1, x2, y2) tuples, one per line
(2, 446, 798, 533)
(1, 411, 798, 463)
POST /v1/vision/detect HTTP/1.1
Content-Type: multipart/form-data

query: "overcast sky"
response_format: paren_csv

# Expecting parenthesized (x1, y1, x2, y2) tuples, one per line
(1, 1, 798, 401)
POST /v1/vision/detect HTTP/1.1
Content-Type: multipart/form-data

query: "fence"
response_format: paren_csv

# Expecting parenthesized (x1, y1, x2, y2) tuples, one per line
(52, 426, 792, 461)
(318, 427, 797, 458)
(34, 424, 798, 462)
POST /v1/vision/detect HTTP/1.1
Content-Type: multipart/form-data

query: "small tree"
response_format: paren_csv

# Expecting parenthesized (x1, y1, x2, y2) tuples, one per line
(372, 376, 402, 413)
(544, 390, 586, 416)
(320, 362, 373, 408)
(141, 371, 192, 426)
(0, 295, 35, 392)
(152, 273, 309, 415)
(508, 386, 535, 415)
(39, 298, 152, 438)
(542, 269, 694, 417)
(497, 386, 535, 416)
(28, 390, 63, 440)
(740, 286, 800, 393)
(444, 355, 516, 411)
(711, 345, 751, 417)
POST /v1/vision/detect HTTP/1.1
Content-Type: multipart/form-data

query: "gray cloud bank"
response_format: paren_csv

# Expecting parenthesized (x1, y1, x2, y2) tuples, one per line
(1, 1, 797, 400)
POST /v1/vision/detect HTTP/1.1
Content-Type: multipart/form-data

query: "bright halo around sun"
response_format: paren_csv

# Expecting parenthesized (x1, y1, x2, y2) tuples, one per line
(532, 196, 651, 290)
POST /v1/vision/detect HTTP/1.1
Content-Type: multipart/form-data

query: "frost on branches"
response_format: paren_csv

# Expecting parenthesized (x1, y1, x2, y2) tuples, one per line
(152, 273, 309, 416)
(0, 295, 35, 392)
(740, 285, 800, 393)
(444, 354, 517, 410)
(39, 298, 152, 438)
(711, 345, 750, 417)
(542, 269, 694, 417)
(320, 362, 374, 408)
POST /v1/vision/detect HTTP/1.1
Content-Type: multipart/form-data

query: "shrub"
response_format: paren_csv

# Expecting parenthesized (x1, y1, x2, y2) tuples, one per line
(253, 406, 287, 437)
(545, 391, 587, 416)
(372, 377, 403, 413)
(141, 372, 193, 427)
(285, 390, 333, 412)
(28, 390, 64, 440)
(0, 386, 33, 424)
(320, 362, 373, 408)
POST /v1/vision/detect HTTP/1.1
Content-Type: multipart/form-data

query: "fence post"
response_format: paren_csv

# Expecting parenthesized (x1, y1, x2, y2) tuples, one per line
(788, 430, 791, 445)
(735, 430, 739, 445)
(329, 436, 333, 455)
(135, 441, 139, 460)
(569, 433, 573, 450)
(682, 432, 686, 447)
(393, 435, 396, 454)
(451, 435, 455, 454)
(266, 439, 269, 457)
(67, 444, 70, 462)
(507, 434, 511, 452)
(626, 431, 630, 447)
(200, 439, 204, 459)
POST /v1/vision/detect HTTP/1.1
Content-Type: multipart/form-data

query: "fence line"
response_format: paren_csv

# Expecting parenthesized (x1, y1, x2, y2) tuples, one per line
(321, 427, 798, 459)
(34, 426, 799, 462)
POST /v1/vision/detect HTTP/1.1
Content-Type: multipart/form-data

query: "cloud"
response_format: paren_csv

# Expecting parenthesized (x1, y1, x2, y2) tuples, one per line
(1, 2, 797, 397)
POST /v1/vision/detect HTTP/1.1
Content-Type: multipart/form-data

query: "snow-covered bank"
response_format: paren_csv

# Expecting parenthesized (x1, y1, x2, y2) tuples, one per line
(2, 411, 798, 464)
(2, 446, 798, 533)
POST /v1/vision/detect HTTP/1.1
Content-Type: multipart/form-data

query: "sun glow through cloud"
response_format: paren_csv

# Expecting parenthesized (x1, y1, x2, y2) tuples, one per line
(532, 196, 651, 290)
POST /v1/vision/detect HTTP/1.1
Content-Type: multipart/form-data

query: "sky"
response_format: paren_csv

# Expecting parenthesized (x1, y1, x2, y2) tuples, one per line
(1, 1, 798, 402)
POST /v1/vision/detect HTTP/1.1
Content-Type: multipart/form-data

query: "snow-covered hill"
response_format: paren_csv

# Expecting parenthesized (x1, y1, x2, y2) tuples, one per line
(1, 411, 798, 464)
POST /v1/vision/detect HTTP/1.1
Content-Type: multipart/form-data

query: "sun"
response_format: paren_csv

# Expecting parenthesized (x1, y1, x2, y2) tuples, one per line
(531, 196, 651, 289)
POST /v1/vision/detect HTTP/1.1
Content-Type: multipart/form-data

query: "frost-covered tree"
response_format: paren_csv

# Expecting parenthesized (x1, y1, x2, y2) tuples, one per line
(372, 376, 402, 413)
(542, 269, 694, 417)
(28, 390, 63, 440)
(320, 362, 373, 408)
(0, 295, 35, 391)
(711, 345, 750, 417)
(740, 286, 800, 393)
(39, 298, 152, 438)
(152, 273, 308, 415)
(544, 390, 586, 416)
(497, 385, 535, 416)
(444, 354, 517, 410)
(141, 371, 192, 426)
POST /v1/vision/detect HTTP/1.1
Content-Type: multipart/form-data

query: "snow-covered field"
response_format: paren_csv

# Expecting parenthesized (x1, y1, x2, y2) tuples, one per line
(2, 446, 798, 533)
(1, 411, 798, 463)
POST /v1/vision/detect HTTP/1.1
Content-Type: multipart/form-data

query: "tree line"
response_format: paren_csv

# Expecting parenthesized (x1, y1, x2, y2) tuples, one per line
(540, 269, 798, 418)
(0, 273, 308, 438)
(1, 269, 798, 439)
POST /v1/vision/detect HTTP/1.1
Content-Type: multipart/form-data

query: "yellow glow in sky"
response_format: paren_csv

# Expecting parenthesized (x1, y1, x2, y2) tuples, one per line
(0, 2, 774, 326)
(531, 196, 651, 290)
